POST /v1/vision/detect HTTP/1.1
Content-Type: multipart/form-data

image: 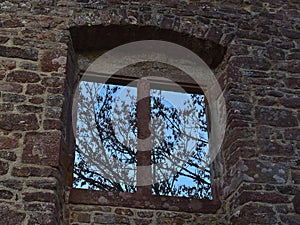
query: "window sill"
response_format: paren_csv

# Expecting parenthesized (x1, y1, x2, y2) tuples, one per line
(69, 188, 220, 213)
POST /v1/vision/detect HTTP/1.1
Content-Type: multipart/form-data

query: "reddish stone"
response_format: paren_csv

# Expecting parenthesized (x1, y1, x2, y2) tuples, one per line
(0, 206, 25, 225)
(43, 119, 62, 130)
(7, 70, 40, 83)
(29, 97, 44, 104)
(231, 56, 271, 70)
(255, 106, 298, 127)
(11, 166, 59, 178)
(23, 191, 57, 203)
(243, 159, 288, 184)
(280, 97, 300, 109)
(258, 140, 294, 156)
(0, 136, 18, 149)
(16, 105, 43, 113)
(26, 179, 57, 189)
(284, 78, 300, 89)
(0, 19, 24, 28)
(230, 203, 277, 224)
(280, 214, 300, 225)
(234, 191, 290, 206)
(0, 114, 39, 131)
(22, 132, 61, 167)
(277, 61, 300, 73)
(258, 97, 277, 106)
(42, 76, 65, 87)
(206, 27, 223, 44)
(0, 59, 16, 69)
(0, 46, 38, 61)
(41, 50, 67, 72)
(26, 84, 46, 95)
(265, 46, 285, 60)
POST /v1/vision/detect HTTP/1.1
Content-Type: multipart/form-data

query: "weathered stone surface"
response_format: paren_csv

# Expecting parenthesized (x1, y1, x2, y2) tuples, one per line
(284, 78, 300, 89)
(115, 208, 134, 216)
(42, 76, 65, 87)
(0, 59, 16, 69)
(231, 56, 271, 70)
(234, 191, 290, 207)
(0, 190, 14, 199)
(255, 106, 298, 127)
(24, 202, 55, 212)
(23, 191, 57, 203)
(0, 46, 38, 61)
(43, 119, 62, 130)
(0, 114, 39, 131)
(0, 160, 9, 175)
(11, 166, 59, 178)
(0, 82, 23, 93)
(2, 93, 26, 103)
(0, 136, 18, 149)
(46, 95, 64, 107)
(25, 84, 46, 95)
(0, 103, 13, 112)
(0, 151, 17, 161)
(231, 203, 277, 224)
(29, 97, 44, 104)
(22, 132, 61, 167)
(284, 128, 300, 141)
(280, 214, 300, 225)
(7, 70, 40, 83)
(137, 211, 154, 218)
(41, 50, 67, 72)
(94, 213, 130, 224)
(28, 213, 56, 225)
(0, 36, 9, 44)
(0, 206, 26, 225)
(72, 212, 91, 223)
(16, 104, 43, 113)
(26, 179, 57, 189)
(0, 179, 23, 190)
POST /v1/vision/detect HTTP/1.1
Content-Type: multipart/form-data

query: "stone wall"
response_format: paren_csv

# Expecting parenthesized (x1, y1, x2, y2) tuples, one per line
(0, 0, 299, 224)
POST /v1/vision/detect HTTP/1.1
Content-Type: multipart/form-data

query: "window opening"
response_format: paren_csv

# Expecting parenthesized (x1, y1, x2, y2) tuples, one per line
(73, 75, 211, 199)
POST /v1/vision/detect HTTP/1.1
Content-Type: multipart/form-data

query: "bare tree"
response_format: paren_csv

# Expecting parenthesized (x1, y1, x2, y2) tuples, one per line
(73, 81, 211, 199)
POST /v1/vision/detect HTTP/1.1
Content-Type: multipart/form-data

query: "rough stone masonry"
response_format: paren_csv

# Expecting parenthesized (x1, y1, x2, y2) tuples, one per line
(0, 0, 299, 224)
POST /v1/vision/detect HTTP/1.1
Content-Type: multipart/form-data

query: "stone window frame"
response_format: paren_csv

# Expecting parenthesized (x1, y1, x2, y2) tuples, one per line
(66, 25, 226, 213)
